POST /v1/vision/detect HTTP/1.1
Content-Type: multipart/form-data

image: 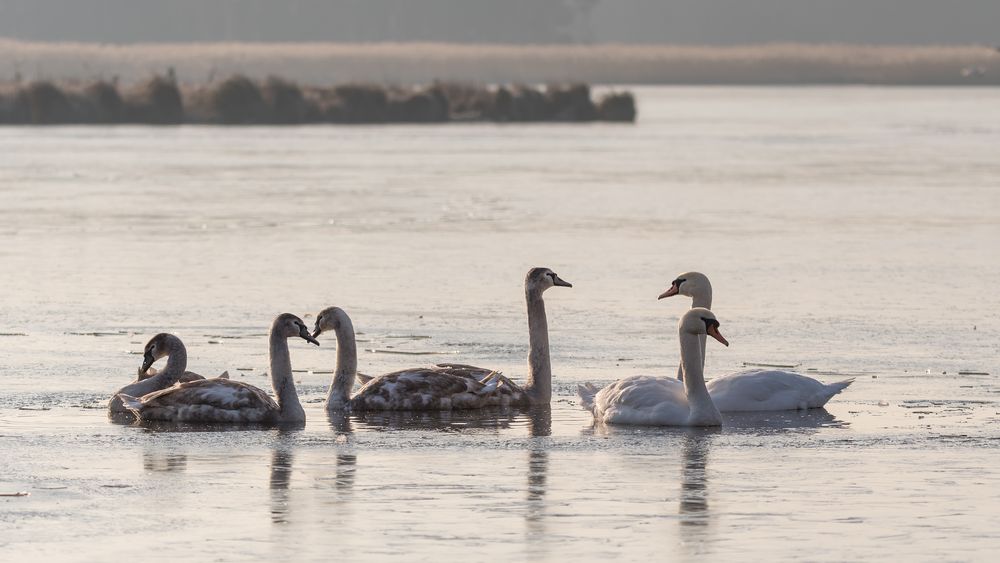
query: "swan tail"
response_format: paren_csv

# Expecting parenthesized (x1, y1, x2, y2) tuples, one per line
(577, 383, 599, 412)
(217, 371, 230, 380)
(117, 394, 143, 416)
(811, 378, 854, 407)
(474, 375, 501, 395)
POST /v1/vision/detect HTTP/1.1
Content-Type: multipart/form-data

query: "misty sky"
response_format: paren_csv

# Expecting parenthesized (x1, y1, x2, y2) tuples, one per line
(1, 0, 998, 45)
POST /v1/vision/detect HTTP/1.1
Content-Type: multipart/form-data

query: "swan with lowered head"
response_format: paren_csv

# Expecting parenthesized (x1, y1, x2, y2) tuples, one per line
(578, 308, 728, 426)
(659, 271, 853, 411)
(109, 333, 197, 417)
(314, 267, 572, 411)
(117, 314, 318, 424)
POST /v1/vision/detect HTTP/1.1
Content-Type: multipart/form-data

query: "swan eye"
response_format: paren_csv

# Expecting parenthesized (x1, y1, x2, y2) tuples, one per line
(547, 272, 557, 281)
(673, 278, 686, 288)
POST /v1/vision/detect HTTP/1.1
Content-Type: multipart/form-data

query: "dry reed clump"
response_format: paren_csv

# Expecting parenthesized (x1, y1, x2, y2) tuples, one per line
(325, 84, 389, 123)
(0, 74, 636, 124)
(387, 86, 449, 123)
(17, 81, 77, 123)
(545, 83, 597, 121)
(205, 74, 268, 124)
(508, 85, 550, 121)
(434, 82, 495, 120)
(597, 92, 636, 122)
(261, 76, 315, 124)
(122, 75, 183, 124)
(79, 81, 124, 123)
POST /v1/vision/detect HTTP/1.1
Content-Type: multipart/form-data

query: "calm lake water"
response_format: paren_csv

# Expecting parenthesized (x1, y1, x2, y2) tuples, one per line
(1, 86, 999, 561)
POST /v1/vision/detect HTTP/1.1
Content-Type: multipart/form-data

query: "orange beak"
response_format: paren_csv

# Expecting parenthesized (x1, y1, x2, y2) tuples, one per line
(658, 285, 679, 300)
(707, 324, 729, 347)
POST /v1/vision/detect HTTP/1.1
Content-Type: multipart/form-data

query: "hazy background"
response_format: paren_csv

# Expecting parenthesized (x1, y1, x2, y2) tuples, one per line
(1, 0, 999, 45)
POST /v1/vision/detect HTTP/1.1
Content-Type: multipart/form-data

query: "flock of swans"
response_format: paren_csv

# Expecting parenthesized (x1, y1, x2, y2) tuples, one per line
(109, 268, 852, 427)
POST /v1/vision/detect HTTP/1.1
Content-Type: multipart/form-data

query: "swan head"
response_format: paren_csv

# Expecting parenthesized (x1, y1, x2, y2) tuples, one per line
(680, 307, 729, 347)
(312, 306, 352, 339)
(139, 333, 181, 373)
(658, 271, 711, 301)
(525, 267, 572, 294)
(272, 313, 320, 346)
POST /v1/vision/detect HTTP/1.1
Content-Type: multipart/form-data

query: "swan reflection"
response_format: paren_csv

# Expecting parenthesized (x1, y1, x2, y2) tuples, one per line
(348, 407, 517, 432)
(269, 429, 298, 525)
(525, 407, 551, 559)
(142, 450, 187, 472)
(678, 429, 714, 529)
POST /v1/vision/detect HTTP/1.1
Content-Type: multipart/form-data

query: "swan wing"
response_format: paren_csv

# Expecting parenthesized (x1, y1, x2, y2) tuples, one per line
(433, 363, 497, 381)
(127, 379, 279, 422)
(592, 375, 690, 426)
(352, 368, 500, 410)
(707, 370, 853, 411)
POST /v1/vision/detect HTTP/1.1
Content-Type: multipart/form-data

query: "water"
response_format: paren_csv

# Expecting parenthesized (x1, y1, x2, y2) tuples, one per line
(1, 86, 999, 561)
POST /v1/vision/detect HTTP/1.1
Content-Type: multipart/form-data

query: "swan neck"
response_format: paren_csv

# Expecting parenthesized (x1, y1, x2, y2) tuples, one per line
(524, 290, 552, 404)
(676, 292, 711, 381)
(327, 318, 358, 409)
(692, 292, 711, 372)
(269, 331, 304, 422)
(162, 338, 187, 382)
(691, 290, 712, 310)
(680, 330, 719, 422)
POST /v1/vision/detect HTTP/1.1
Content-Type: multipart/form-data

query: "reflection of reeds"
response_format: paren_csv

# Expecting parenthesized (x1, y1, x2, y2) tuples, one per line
(0, 74, 633, 124)
(2, 39, 998, 85)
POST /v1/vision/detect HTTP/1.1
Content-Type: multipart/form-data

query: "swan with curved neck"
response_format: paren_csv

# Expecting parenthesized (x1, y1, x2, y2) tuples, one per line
(660, 271, 853, 411)
(578, 308, 728, 426)
(109, 333, 190, 417)
(117, 314, 318, 423)
(314, 267, 572, 411)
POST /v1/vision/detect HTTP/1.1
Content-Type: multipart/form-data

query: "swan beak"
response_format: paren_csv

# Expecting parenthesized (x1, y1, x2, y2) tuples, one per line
(300, 327, 321, 346)
(311, 326, 323, 339)
(140, 350, 156, 373)
(658, 285, 679, 300)
(707, 325, 729, 347)
(553, 275, 573, 288)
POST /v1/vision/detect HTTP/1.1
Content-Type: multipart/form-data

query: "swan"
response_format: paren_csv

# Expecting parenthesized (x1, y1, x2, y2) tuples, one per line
(578, 308, 728, 426)
(109, 333, 196, 417)
(659, 271, 853, 411)
(313, 266, 572, 411)
(117, 314, 319, 423)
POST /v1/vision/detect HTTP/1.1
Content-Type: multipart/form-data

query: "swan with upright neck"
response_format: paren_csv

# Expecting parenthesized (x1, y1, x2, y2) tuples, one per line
(117, 314, 318, 423)
(660, 271, 853, 411)
(578, 308, 728, 426)
(314, 267, 572, 411)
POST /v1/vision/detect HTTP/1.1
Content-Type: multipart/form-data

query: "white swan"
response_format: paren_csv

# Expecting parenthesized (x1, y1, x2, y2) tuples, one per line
(659, 271, 853, 411)
(578, 308, 728, 426)
(109, 333, 195, 417)
(117, 314, 318, 423)
(313, 267, 572, 411)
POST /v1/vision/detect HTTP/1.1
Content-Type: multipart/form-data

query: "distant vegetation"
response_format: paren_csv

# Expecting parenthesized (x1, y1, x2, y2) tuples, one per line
(1, 39, 998, 86)
(0, 75, 636, 125)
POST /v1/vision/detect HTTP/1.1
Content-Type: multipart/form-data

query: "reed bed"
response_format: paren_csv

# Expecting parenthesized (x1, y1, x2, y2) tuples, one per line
(0, 75, 635, 124)
(1, 39, 998, 85)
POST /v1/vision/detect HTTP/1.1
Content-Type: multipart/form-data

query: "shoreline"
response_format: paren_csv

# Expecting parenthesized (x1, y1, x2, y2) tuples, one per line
(1, 38, 998, 86)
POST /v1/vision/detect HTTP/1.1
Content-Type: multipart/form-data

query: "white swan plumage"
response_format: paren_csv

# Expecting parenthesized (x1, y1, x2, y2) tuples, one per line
(315, 267, 572, 411)
(659, 271, 853, 411)
(579, 308, 729, 427)
(116, 314, 318, 424)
